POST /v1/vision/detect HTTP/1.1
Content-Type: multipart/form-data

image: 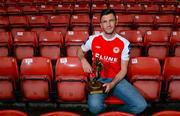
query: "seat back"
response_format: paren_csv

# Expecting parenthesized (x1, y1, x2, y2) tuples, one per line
(55, 57, 86, 102)
(20, 57, 53, 100)
(0, 32, 12, 56)
(0, 110, 28, 116)
(39, 31, 63, 60)
(41, 111, 80, 116)
(163, 57, 180, 100)
(170, 31, 180, 56)
(98, 111, 135, 116)
(128, 57, 162, 101)
(152, 110, 180, 116)
(0, 56, 19, 100)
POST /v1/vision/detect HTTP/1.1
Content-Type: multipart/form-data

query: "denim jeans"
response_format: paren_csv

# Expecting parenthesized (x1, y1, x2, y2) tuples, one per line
(88, 78, 147, 115)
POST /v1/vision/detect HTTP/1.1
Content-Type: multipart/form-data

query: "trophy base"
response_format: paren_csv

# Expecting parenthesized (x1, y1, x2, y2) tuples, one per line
(87, 81, 105, 94)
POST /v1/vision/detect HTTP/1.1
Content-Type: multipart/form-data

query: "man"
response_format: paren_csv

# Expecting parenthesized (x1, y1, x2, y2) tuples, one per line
(77, 9, 147, 115)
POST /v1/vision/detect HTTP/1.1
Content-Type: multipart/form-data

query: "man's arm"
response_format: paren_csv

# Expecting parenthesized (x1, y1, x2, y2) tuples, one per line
(77, 47, 93, 73)
(103, 60, 129, 93)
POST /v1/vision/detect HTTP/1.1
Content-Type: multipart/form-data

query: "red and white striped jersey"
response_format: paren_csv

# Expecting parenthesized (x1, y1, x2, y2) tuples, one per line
(81, 32, 130, 78)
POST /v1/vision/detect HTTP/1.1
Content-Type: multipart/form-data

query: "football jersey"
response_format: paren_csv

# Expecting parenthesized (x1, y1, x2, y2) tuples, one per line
(81, 32, 130, 78)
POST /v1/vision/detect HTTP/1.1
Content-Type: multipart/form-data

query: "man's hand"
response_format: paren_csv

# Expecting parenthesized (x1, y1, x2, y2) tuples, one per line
(103, 82, 115, 93)
(81, 58, 93, 73)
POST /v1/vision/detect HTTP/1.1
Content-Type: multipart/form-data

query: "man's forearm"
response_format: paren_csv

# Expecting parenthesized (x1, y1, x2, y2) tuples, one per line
(77, 47, 86, 60)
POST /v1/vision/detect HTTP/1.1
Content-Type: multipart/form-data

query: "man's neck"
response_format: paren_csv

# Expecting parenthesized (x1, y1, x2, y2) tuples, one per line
(103, 32, 116, 40)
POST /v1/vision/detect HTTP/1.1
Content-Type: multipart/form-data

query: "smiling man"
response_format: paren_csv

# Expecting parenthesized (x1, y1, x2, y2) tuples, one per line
(77, 9, 147, 115)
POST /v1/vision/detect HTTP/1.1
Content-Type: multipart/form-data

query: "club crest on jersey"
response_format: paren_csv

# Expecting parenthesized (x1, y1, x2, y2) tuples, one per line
(113, 47, 120, 53)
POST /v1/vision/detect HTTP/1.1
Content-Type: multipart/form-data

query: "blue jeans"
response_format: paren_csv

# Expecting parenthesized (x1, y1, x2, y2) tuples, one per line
(88, 78, 147, 115)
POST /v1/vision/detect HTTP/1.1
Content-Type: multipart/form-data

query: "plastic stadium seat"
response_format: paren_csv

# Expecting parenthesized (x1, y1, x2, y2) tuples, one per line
(9, 16, 28, 28)
(41, 111, 80, 116)
(46, 0, 59, 5)
(20, 57, 53, 101)
(105, 96, 124, 105)
(7, 6, 22, 15)
(144, 30, 170, 61)
(91, 3, 108, 13)
(55, 4, 73, 14)
(92, 13, 101, 28)
(33, 0, 46, 5)
(55, 57, 86, 102)
(6, 0, 19, 6)
(28, 15, 49, 28)
(11, 28, 26, 37)
(109, 3, 126, 13)
(18, 0, 33, 6)
(137, 27, 153, 36)
(0, 6, 6, 15)
(22, 5, 38, 15)
(143, 4, 160, 13)
(13, 31, 38, 61)
(98, 111, 135, 116)
(170, 31, 180, 56)
(38, 5, 55, 14)
(119, 30, 143, 58)
(0, 110, 27, 116)
(152, 110, 180, 116)
(137, 0, 152, 4)
(73, 4, 90, 14)
(0, 57, 18, 100)
(128, 57, 162, 101)
(51, 27, 68, 38)
(61, 0, 76, 4)
(65, 30, 89, 56)
(92, 0, 107, 4)
(76, 0, 90, 4)
(70, 13, 90, 31)
(133, 14, 155, 27)
(49, 14, 70, 27)
(154, 15, 175, 27)
(0, 16, 9, 29)
(126, 4, 143, 13)
(163, 57, 180, 101)
(0, 32, 12, 56)
(31, 28, 47, 36)
(108, 0, 122, 4)
(160, 5, 176, 13)
(39, 31, 63, 60)
(116, 14, 134, 27)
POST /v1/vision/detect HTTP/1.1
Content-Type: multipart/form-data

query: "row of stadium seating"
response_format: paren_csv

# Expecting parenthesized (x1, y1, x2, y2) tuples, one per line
(0, 4, 180, 15)
(0, 56, 179, 104)
(1, 30, 180, 61)
(0, 110, 180, 116)
(0, 14, 180, 29)
(0, 0, 179, 5)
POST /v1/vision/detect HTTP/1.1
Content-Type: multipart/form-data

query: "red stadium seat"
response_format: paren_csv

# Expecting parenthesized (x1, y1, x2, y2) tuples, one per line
(0, 110, 27, 116)
(38, 5, 55, 14)
(163, 57, 180, 101)
(144, 30, 170, 61)
(20, 57, 53, 101)
(61, 0, 76, 4)
(65, 30, 89, 56)
(128, 57, 162, 101)
(143, 4, 160, 13)
(0, 32, 13, 56)
(91, 3, 108, 13)
(0, 57, 18, 100)
(98, 111, 135, 116)
(55, 4, 73, 14)
(160, 5, 176, 13)
(0, 16, 9, 29)
(126, 4, 143, 13)
(39, 31, 63, 60)
(108, 0, 122, 4)
(13, 31, 38, 61)
(7, 6, 22, 15)
(119, 30, 143, 58)
(55, 57, 86, 102)
(152, 110, 180, 116)
(76, 0, 90, 4)
(9, 16, 28, 28)
(41, 111, 80, 116)
(0, 6, 6, 15)
(154, 15, 175, 27)
(11, 28, 26, 37)
(51, 27, 68, 38)
(73, 4, 90, 14)
(170, 31, 180, 56)
(18, 0, 33, 6)
(109, 3, 126, 13)
(133, 14, 155, 27)
(49, 14, 70, 27)
(6, 0, 19, 6)
(70, 13, 90, 31)
(33, 0, 46, 5)
(28, 15, 49, 28)
(92, 13, 101, 28)
(116, 14, 134, 27)
(22, 5, 38, 15)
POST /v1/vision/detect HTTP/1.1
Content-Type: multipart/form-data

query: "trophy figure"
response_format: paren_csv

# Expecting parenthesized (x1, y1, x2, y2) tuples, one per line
(87, 58, 105, 94)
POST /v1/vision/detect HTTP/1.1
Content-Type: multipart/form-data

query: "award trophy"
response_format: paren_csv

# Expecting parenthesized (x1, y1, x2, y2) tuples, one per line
(87, 58, 105, 94)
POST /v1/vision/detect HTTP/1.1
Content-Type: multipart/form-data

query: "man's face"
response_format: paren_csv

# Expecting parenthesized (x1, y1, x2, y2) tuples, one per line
(100, 13, 117, 35)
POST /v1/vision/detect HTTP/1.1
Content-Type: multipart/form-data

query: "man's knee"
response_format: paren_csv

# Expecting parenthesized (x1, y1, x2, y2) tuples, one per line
(88, 101, 105, 114)
(133, 100, 147, 114)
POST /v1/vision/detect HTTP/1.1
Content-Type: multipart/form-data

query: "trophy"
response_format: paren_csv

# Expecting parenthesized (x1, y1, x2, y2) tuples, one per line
(87, 58, 105, 94)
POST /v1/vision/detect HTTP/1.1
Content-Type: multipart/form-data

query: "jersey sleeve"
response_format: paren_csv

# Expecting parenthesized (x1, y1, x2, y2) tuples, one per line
(121, 40, 130, 61)
(81, 36, 93, 52)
